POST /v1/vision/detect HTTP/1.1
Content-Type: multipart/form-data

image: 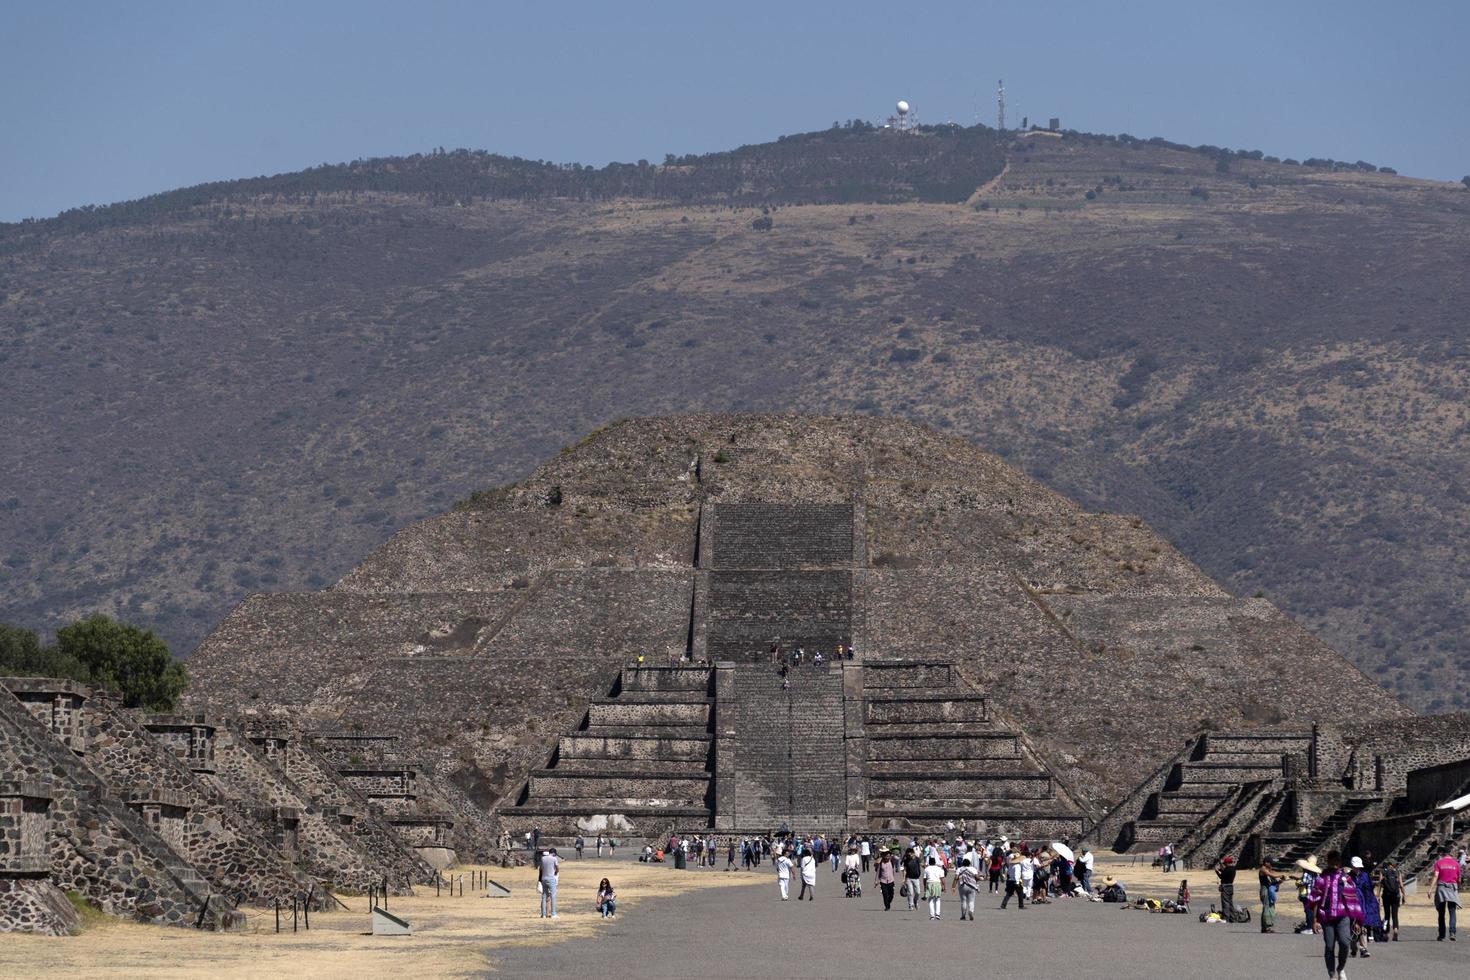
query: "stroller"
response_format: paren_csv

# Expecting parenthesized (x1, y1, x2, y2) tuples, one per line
(842, 867, 863, 898)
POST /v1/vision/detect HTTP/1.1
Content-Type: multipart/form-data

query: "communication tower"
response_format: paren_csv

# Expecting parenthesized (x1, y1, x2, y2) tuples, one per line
(996, 79, 1006, 131)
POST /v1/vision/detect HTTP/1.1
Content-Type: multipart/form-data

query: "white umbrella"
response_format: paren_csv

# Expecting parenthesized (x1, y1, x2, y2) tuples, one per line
(1051, 842, 1075, 862)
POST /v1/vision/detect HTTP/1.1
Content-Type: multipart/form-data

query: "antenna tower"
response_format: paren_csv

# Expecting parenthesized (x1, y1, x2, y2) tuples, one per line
(996, 79, 1006, 131)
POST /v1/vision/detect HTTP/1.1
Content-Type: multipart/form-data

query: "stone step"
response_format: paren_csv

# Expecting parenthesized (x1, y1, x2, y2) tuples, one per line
(581, 724, 712, 739)
(865, 696, 989, 725)
(548, 757, 712, 777)
(709, 502, 854, 569)
(860, 662, 958, 690)
(869, 773, 1054, 802)
(867, 757, 1036, 775)
(528, 772, 710, 805)
(863, 721, 999, 738)
(558, 734, 711, 763)
(867, 732, 1019, 762)
(619, 667, 713, 695)
(588, 701, 712, 728)
(1155, 794, 1224, 815)
(1177, 762, 1283, 784)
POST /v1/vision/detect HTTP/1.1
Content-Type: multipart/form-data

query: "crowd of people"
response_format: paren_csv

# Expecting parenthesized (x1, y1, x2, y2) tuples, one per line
(525, 821, 1465, 980)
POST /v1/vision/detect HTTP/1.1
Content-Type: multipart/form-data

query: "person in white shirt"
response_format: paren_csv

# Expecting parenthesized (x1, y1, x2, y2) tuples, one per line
(923, 856, 947, 920)
(798, 850, 818, 901)
(775, 848, 794, 900)
(1078, 846, 1094, 893)
(952, 856, 981, 920)
(1001, 852, 1026, 909)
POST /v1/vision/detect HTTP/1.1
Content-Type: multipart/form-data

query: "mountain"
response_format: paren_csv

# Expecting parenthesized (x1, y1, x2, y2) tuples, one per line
(2, 124, 1468, 711)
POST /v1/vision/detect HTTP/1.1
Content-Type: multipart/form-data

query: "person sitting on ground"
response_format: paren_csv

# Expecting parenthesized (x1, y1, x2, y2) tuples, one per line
(596, 878, 617, 918)
(1099, 875, 1127, 903)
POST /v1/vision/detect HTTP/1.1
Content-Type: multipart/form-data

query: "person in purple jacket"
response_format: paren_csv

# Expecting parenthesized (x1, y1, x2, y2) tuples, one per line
(1307, 851, 1364, 980)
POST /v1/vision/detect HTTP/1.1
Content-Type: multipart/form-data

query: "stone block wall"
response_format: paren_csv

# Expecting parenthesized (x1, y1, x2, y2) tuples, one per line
(705, 570, 852, 662)
(0, 877, 81, 936)
(0, 685, 243, 930)
(709, 502, 854, 568)
(728, 665, 847, 830)
(82, 694, 316, 907)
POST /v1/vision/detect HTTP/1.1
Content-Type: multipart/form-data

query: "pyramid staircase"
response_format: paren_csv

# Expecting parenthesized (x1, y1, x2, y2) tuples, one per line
(860, 661, 1085, 839)
(500, 666, 715, 844)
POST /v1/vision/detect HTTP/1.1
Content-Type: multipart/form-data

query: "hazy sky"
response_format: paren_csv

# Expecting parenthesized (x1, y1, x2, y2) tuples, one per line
(2, 0, 1467, 221)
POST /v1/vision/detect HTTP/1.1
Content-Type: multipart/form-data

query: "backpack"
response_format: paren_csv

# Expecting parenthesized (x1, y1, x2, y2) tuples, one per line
(1380, 868, 1401, 899)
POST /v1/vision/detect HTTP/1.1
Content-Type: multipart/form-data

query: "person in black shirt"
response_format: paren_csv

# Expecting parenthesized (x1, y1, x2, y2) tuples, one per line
(1215, 856, 1238, 919)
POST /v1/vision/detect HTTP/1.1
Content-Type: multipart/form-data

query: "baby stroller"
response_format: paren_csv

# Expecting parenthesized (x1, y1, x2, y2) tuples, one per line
(842, 867, 862, 898)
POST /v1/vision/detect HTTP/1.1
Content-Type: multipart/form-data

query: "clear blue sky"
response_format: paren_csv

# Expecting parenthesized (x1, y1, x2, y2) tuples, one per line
(2, 0, 1467, 221)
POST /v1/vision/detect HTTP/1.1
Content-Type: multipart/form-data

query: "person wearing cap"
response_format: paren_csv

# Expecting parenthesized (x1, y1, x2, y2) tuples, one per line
(1349, 855, 1380, 956)
(1295, 856, 1324, 933)
(1214, 855, 1238, 921)
(1426, 840, 1461, 941)
(874, 847, 897, 910)
(1077, 845, 1094, 894)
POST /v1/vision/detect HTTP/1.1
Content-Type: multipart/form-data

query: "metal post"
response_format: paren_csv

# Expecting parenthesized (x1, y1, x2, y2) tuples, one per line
(275, 899, 280, 933)
(292, 898, 298, 933)
(303, 886, 310, 930)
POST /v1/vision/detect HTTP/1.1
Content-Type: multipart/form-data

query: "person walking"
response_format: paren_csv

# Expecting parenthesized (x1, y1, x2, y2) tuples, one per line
(875, 848, 897, 910)
(538, 847, 562, 919)
(775, 847, 793, 901)
(860, 836, 872, 873)
(1349, 856, 1380, 956)
(1295, 856, 1323, 933)
(1307, 851, 1363, 980)
(988, 845, 1004, 894)
(903, 847, 924, 911)
(596, 878, 617, 918)
(953, 857, 980, 921)
(923, 856, 946, 920)
(575, 835, 585, 860)
(798, 849, 818, 901)
(1215, 856, 1238, 920)
(1001, 852, 1027, 909)
(1377, 859, 1402, 941)
(596, 834, 605, 858)
(1426, 841, 1461, 941)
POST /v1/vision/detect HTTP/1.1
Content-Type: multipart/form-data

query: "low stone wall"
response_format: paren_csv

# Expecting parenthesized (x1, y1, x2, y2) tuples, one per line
(870, 774, 1054, 802)
(865, 697, 989, 725)
(868, 733, 1020, 761)
(589, 701, 710, 728)
(559, 734, 710, 763)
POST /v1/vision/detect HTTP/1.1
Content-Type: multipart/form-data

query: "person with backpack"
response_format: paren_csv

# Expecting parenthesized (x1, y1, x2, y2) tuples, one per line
(798, 848, 818, 901)
(1000, 852, 1027, 909)
(1348, 856, 1380, 957)
(1376, 860, 1402, 942)
(1295, 856, 1323, 933)
(952, 856, 981, 920)
(1307, 850, 1364, 980)
(988, 845, 1005, 894)
(1259, 859, 1286, 933)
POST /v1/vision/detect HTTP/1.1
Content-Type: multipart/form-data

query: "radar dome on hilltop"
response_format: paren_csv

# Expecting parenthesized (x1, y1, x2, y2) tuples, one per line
(896, 100, 910, 115)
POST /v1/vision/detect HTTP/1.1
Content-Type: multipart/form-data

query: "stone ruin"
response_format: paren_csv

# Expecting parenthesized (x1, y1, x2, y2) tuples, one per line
(0, 673, 493, 933)
(12, 414, 1469, 930)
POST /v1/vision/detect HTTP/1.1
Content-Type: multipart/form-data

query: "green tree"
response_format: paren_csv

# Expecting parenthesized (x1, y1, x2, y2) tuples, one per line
(0, 623, 87, 680)
(53, 615, 187, 710)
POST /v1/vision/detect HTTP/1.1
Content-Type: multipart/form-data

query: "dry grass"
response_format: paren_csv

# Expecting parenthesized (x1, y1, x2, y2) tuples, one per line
(0, 859, 755, 979)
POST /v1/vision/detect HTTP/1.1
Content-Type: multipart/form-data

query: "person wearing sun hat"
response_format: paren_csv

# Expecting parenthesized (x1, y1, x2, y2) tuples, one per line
(1295, 855, 1324, 933)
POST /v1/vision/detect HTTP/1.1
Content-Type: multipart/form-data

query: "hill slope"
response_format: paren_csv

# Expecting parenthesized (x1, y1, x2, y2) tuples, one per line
(2, 126, 1468, 710)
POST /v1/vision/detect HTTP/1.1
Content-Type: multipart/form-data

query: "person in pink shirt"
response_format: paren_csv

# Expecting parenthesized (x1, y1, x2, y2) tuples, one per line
(1426, 841, 1461, 942)
(1307, 850, 1363, 980)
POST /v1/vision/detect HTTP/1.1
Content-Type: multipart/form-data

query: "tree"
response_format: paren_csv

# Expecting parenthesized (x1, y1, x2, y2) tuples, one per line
(1462, 176, 1470, 189)
(0, 623, 86, 680)
(53, 615, 187, 710)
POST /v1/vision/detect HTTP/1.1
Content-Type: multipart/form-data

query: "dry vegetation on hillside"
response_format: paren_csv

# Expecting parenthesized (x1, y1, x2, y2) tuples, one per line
(2, 127, 1467, 709)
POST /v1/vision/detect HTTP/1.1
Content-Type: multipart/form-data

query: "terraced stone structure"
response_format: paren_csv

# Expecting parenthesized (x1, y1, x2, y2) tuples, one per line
(186, 415, 1411, 844)
(0, 676, 448, 934)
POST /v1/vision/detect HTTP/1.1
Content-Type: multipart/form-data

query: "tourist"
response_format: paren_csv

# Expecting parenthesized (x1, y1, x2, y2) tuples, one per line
(609, 838, 617, 857)
(1099, 875, 1127, 903)
(727, 838, 737, 871)
(1295, 855, 1323, 933)
(575, 834, 585, 859)
(1259, 859, 1286, 933)
(533, 826, 542, 851)
(596, 878, 617, 918)
(596, 834, 605, 858)
(1349, 856, 1379, 956)
(923, 856, 946, 920)
(538, 847, 561, 919)
(875, 848, 897, 910)
(1214, 855, 1238, 920)
(1307, 851, 1363, 980)
(987, 844, 1004, 894)
(525, 831, 533, 854)
(860, 836, 872, 872)
(953, 857, 980, 921)
(1001, 852, 1026, 909)
(1426, 841, 1461, 941)
(904, 847, 924, 910)
(798, 848, 818, 901)
(1078, 845, 1094, 894)
(1377, 859, 1402, 941)
(775, 847, 794, 901)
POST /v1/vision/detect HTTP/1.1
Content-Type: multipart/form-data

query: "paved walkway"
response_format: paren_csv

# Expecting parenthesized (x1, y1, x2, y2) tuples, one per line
(489, 864, 1466, 978)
